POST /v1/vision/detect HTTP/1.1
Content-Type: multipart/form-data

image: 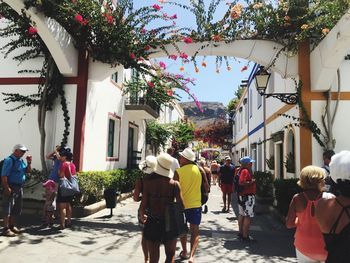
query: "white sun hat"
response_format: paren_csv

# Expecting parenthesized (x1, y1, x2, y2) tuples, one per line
(179, 147, 196, 162)
(138, 155, 157, 174)
(154, 153, 174, 177)
(329, 150, 350, 181)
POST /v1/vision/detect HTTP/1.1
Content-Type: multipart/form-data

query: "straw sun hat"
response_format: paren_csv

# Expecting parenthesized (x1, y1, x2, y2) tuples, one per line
(139, 153, 174, 177)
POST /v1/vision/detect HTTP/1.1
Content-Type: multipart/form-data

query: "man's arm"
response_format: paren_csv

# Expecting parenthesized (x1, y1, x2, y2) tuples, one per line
(1, 158, 12, 195)
(1, 176, 11, 196)
(25, 160, 32, 174)
(173, 170, 179, 181)
(199, 166, 209, 192)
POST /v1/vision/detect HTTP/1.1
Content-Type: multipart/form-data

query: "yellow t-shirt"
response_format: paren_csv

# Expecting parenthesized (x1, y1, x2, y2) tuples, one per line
(176, 164, 202, 209)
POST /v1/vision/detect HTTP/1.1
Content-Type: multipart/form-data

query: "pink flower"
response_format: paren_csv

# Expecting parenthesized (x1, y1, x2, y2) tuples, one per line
(167, 90, 173, 97)
(147, 82, 155, 88)
(183, 36, 193, 44)
(81, 19, 89, 26)
(28, 26, 38, 35)
(179, 52, 188, 59)
(75, 14, 83, 23)
(141, 27, 147, 34)
(170, 14, 177, 20)
(159, 61, 167, 69)
(152, 4, 161, 11)
(163, 13, 168, 18)
(130, 53, 136, 60)
(168, 55, 178, 60)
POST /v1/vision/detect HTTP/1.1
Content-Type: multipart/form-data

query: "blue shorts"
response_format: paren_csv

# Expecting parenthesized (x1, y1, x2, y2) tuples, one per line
(184, 207, 202, 225)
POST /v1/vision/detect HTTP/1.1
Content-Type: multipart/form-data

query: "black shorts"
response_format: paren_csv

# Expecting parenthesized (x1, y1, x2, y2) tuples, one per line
(143, 216, 178, 243)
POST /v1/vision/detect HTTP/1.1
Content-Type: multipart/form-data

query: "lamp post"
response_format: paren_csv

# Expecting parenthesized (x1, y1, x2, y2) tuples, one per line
(254, 66, 299, 105)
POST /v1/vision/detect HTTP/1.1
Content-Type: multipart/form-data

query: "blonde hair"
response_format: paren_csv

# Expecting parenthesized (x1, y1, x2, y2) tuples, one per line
(297, 165, 326, 190)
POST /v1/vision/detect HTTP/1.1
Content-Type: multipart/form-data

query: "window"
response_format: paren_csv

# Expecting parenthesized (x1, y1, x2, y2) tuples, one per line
(111, 72, 118, 83)
(107, 114, 121, 159)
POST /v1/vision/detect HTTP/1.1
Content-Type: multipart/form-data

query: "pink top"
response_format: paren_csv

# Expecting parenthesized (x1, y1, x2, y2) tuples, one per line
(59, 162, 76, 179)
(294, 192, 327, 261)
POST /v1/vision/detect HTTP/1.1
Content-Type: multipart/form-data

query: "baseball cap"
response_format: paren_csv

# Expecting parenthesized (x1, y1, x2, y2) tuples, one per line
(13, 144, 28, 152)
(240, 156, 255, 164)
(329, 150, 350, 181)
(224, 156, 231, 160)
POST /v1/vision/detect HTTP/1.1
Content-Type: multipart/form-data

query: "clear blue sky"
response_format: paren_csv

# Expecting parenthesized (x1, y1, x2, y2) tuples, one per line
(135, 0, 251, 107)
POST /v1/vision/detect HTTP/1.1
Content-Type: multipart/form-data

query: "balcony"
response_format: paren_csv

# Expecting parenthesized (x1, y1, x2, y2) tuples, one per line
(125, 96, 160, 119)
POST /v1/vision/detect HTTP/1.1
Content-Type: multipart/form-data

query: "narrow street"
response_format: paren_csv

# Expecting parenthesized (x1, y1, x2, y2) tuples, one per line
(0, 186, 296, 262)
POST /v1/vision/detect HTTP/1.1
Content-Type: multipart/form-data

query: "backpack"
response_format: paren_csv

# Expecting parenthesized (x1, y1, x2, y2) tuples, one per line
(0, 156, 15, 175)
(199, 167, 208, 205)
(233, 168, 247, 193)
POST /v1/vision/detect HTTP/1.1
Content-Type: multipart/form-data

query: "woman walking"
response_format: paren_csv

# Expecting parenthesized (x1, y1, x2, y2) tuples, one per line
(286, 165, 334, 262)
(139, 153, 184, 263)
(316, 151, 350, 263)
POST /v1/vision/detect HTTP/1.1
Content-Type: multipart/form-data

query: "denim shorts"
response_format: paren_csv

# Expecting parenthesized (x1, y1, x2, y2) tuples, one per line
(2, 184, 23, 217)
(184, 207, 202, 225)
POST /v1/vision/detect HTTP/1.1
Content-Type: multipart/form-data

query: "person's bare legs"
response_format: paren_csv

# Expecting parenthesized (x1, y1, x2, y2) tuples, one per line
(222, 192, 227, 211)
(164, 238, 177, 263)
(66, 203, 72, 225)
(180, 234, 187, 258)
(141, 233, 149, 263)
(238, 215, 243, 236)
(59, 203, 66, 229)
(188, 224, 199, 263)
(227, 193, 232, 211)
(242, 216, 251, 238)
(147, 240, 160, 263)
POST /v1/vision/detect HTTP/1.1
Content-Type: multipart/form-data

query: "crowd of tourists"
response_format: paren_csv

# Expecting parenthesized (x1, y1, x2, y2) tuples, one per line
(1, 143, 350, 263)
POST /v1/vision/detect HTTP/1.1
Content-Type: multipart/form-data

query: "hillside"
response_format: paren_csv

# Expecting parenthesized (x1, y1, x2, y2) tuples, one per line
(179, 101, 226, 128)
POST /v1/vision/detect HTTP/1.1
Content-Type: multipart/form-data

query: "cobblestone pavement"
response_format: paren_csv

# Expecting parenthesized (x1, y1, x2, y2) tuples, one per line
(0, 186, 296, 262)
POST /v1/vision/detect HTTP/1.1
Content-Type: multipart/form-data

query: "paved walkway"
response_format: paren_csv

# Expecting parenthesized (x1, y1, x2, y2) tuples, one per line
(0, 186, 296, 262)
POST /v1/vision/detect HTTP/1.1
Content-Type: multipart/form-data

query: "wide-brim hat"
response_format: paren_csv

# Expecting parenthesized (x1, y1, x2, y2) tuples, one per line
(139, 155, 157, 174)
(154, 153, 174, 178)
(330, 150, 350, 181)
(179, 147, 196, 162)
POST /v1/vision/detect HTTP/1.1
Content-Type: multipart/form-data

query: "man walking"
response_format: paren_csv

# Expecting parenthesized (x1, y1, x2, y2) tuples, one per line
(174, 147, 208, 263)
(218, 156, 235, 212)
(1, 144, 32, 237)
(237, 156, 256, 242)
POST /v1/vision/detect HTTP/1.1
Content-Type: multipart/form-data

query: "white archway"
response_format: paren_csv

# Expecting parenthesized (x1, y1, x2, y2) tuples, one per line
(4, 0, 78, 76)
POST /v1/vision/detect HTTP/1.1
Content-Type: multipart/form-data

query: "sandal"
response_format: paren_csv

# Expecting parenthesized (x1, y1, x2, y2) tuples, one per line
(179, 251, 188, 260)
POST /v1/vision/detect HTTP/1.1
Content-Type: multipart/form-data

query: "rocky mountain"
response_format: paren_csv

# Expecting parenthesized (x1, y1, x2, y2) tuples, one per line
(179, 101, 227, 128)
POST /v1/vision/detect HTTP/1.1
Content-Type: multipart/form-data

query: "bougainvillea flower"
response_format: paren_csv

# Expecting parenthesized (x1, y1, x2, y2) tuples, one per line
(322, 28, 330, 35)
(144, 45, 151, 51)
(74, 14, 83, 23)
(28, 26, 38, 35)
(230, 4, 243, 19)
(141, 27, 147, 34)
(158, 0, 167, 3)
(166, 90, 173, 97)
(195, 67, 199, 73)
(168, 55, 178, 60)
(147, 82, 155, 88)
(81, 19, 89, 26)
(183, 36, 193, 44)
(106, 15, 113, 24)
(211, 34, 222, 42)
(201, 61, 207, 68)
(130, 53, 136, 59)
(159, 61, 167, 69)
(170, 14, 177, 20)
(180, 67, 185, 72)
(152, 4, 161, 11)
(241, 66, 248, 72)
(179, 52, 188, 59)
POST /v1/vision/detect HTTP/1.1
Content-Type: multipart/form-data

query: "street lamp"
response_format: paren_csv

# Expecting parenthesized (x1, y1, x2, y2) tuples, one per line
(254, 66, 299, 105)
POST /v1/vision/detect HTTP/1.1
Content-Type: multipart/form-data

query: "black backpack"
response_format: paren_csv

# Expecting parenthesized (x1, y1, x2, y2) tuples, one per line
(234, 168, 246, 193)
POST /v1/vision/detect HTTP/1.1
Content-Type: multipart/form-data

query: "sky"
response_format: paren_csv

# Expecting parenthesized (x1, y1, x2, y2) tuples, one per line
(134, 0, 252, 107)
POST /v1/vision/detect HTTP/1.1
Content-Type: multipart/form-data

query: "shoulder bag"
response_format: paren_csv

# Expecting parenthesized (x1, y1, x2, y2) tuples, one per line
(165, 183, 188, 237)
(59, 163, 80, 197)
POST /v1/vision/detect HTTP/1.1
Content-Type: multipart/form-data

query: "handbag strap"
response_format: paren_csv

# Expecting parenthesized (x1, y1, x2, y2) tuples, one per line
(67, 162, 72, 178)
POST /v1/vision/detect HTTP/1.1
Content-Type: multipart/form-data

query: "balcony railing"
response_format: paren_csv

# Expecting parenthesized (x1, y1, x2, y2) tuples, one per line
(125, 95, 160, 119)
